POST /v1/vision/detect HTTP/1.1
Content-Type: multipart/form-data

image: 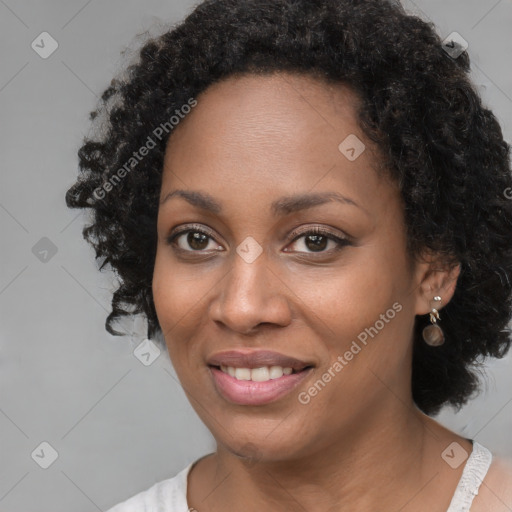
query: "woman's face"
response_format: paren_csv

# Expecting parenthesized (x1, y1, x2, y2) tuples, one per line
(153, 72, 427, 461)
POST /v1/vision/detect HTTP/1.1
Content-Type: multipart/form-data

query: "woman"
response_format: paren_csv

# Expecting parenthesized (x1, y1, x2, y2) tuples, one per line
(66, 0, 512, 510)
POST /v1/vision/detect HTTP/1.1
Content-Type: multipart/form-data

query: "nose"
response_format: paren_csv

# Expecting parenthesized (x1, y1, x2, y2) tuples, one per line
(209, 252, 293, 335)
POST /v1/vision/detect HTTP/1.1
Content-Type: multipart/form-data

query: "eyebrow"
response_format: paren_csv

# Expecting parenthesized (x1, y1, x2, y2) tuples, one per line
(159, 189, 368, 217)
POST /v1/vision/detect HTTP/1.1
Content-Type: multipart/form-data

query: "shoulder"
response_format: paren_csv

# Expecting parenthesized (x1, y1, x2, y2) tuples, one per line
(105, 463, 191, 512)
(471, 454, 512, 511)
(104, 478, 177, 512)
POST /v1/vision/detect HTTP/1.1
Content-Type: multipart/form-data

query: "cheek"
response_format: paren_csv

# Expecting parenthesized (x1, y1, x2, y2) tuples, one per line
(287, 257, 401, 342)
(152, 253, 203, 357)
(152, 249, 211, 321)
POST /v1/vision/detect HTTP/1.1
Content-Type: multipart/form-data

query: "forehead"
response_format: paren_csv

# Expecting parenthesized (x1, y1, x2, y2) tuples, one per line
(160, 72, 393, 215)
(192, 72, 363, 122)
(167, 72, 364, 151)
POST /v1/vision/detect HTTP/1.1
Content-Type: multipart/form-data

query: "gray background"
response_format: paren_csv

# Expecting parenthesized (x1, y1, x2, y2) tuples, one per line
(0, 1, 511, 511)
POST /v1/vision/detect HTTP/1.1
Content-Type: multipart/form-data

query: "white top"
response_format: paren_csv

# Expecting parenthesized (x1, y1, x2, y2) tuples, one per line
(105, 441, 493, 512)
(446, 441, 493, 511)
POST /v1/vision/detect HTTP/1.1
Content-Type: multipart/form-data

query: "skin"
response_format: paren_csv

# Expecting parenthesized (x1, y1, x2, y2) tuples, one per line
(151, 72, 512, 511)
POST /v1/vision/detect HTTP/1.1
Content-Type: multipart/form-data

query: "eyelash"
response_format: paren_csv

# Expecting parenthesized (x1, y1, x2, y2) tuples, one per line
(166, 224, 350, 256)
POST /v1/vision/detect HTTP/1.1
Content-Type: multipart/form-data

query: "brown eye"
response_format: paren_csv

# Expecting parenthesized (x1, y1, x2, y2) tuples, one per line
(303, 234, 329, 252)
(184, 231, 210, 250)
(167, 225, 223, 252)
(286, 227, 350, 254)
(166, 225, 350, 256)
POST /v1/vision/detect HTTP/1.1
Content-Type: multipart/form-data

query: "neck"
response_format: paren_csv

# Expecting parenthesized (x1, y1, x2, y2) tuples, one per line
(196, 399, 435, 511)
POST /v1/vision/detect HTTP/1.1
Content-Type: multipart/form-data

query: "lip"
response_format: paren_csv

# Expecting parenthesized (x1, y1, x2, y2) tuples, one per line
(207, 349, 314, 406)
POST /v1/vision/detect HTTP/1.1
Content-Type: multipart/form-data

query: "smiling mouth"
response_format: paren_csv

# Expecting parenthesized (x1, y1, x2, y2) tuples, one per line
(208, 363, 314, 405)
(209, 364, 313, 382)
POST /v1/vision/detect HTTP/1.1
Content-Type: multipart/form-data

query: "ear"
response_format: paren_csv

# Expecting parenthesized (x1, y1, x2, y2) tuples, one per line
(413, 251, 461, 316)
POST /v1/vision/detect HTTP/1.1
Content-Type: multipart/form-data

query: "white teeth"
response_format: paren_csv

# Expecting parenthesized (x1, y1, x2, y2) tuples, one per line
(219, 365, 296, 381)
(235, 368, 251, 380)
(269, 366, 284, 379)
(251, 367, 269, 382)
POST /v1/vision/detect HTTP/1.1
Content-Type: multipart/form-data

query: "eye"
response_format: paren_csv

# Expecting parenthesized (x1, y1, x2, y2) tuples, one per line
(167, 224, 223, 252)
(166, 224, 351, 255)
(285, 226, 350, 254)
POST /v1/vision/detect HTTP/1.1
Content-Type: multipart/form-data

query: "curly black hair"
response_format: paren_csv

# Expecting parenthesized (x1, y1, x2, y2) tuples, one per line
(65, 0, 512, 416)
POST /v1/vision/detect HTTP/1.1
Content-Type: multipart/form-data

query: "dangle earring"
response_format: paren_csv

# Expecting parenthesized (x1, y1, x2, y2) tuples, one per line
(422, 295, 445, 346)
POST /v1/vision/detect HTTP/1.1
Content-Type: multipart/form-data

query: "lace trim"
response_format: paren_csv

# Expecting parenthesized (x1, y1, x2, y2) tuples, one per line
(446, 441, 493, 512)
